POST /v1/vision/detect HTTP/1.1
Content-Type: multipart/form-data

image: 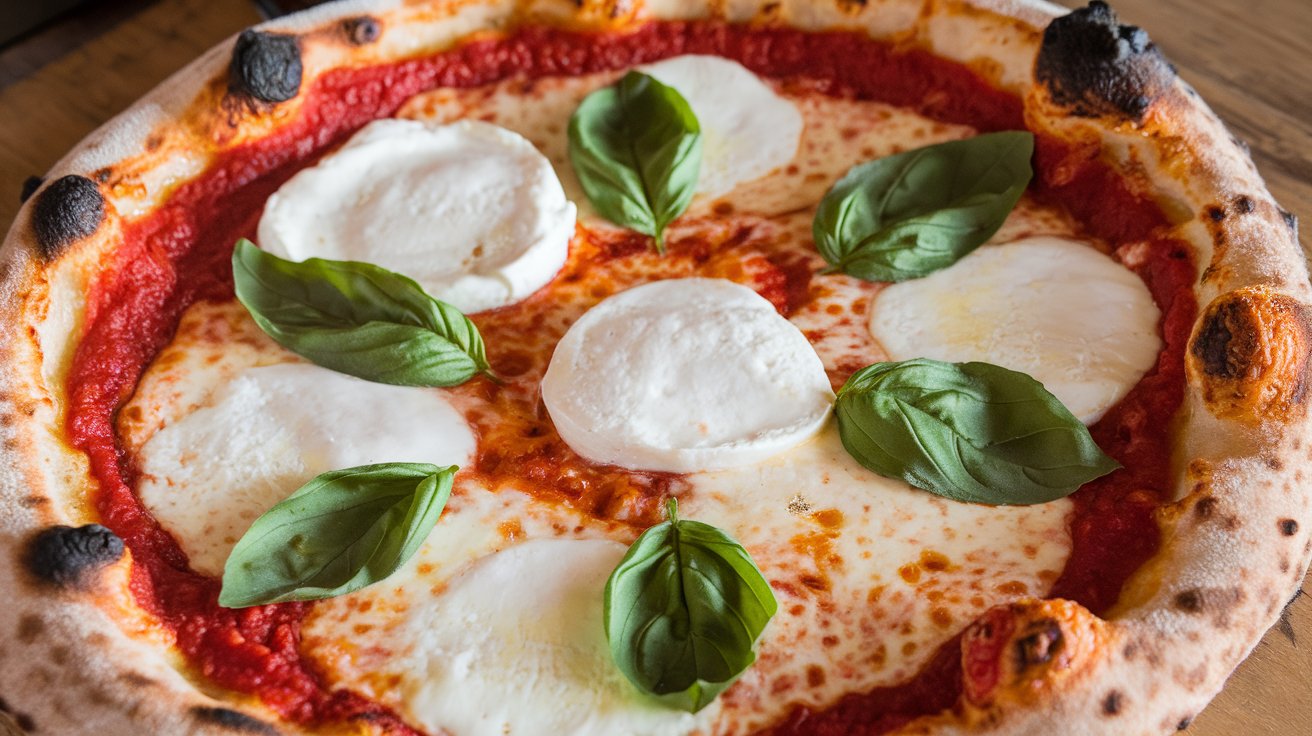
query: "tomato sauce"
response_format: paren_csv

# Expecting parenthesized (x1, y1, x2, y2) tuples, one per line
(64, 21, 1193, 734)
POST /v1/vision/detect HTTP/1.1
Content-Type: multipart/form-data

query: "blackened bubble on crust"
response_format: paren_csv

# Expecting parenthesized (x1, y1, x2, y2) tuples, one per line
(343, 16, 381, 46)
(31, 174, 104, 259)
(1036, 1, 1176, 120)
(1015, 619, 1063, 668)
(228, 29, 302, 104)
(1280, 519, 1299, 536)
(191, 707, 280, 735)
(1280, 209, 1299, 239)
(1102, 690, 1123, 716)
(1177, 716, 1194, 730)
(19, 175, 43, 203)
(1192, 301, 1252, 380)
(24, 524, 124, 588)
(1174, 589, 1205, 613)
(0, 696, 36, 732)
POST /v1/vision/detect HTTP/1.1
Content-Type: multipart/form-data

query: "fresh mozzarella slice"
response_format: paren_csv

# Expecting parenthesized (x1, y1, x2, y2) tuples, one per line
(868, 236, 1161, 424)
(396, 537, 705, 736)
(542, 278, 833, 473)
(639, 55, 803, 198)
(257, 118, 576, 313)
(136, 362, 474, 576)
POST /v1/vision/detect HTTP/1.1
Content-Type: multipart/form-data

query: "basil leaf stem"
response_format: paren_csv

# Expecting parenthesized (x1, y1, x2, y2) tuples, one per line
(219, 463, 455, 608)
(814, 131, 1034, 281)
(834, 359, 1118, 504)
(568, 71, 702, 254)
(603, 498, 776, 712)
(232, 239, 490, 387)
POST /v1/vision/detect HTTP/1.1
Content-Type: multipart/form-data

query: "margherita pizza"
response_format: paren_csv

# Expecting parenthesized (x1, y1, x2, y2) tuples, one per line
(1, 1, 1309, 735)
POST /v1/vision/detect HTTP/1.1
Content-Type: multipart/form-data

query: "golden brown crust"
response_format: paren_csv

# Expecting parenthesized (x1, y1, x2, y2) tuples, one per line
(0, 1, 1309, 735)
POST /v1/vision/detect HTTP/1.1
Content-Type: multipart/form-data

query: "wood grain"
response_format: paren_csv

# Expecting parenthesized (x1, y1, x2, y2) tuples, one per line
(0, 0, 1308, 733)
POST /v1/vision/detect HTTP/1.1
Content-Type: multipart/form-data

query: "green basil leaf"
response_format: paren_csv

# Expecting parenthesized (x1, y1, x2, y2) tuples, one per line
(232, 239, 489, 387)
(603, 498, 776, 713)
(218, 463, 455, 608)
(568, 70, 702, 254)
(814, 131, 1034, 281)
(834, 359, 1118, 505)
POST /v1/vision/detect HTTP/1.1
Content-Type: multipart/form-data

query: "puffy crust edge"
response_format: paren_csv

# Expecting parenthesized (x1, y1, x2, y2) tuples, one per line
(0, 1, 1309, 735)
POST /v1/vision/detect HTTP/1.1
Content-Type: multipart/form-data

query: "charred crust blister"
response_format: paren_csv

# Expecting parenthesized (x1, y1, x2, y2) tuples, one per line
(1191, 301, 1249, 380)
(0, 697, 35, 733)
(31, 174, 105, 259)
(24, 524, 125, 588)
(1280, 518, 1299, 536)
(191, 706, 279, 735)
(1101, 690, 1123, 716)
(19, 175, 44, 203)
(343, 16, 381, 46)
(1173, 589, 1205, 613)
(228, 29, 303, 104)
(1036, 1, 1175, 121)
(1280, 209, 1299, 239)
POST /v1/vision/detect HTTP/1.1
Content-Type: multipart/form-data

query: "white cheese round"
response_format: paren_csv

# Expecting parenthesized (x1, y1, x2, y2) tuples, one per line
(639, 55, 802, 198)
(868, 236, 1162, 424)
(257, 118, 576, 313)
(542, 278, 833, 473)
(396, 537, 706, 736)
(136, 363, 475, 576)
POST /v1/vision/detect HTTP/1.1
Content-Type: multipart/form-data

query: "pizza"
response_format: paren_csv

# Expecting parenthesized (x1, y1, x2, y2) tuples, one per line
(1, 0, 1309, 735)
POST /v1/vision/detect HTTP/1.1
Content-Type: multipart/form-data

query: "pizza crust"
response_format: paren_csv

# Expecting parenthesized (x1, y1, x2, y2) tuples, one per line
(1, 1, 1309, 735)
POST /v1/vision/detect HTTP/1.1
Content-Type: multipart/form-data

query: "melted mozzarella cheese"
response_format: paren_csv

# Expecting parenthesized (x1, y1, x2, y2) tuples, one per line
(404, 538, 704, 736)
(400, 68, 978, 219)
(136, 363, 474, 575)
(257, 119, 575, 313)
(302, 428, 1070, 736)
(638, 55, 803, 198)
(542, 278, 834, 472)
(303, 488, 716, 736)
(869, 236, 1162, 424)
(680, 426, 1070, 731)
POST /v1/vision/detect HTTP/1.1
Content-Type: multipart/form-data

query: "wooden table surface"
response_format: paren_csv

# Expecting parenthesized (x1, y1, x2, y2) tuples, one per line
(0, 0, 1308, 733)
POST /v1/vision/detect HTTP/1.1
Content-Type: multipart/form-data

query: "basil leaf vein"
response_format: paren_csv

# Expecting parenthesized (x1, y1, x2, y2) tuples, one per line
(568, 71, 702, 254)
(604, 498, 776, 713)
(834, 359, 1118, 504)
(232, 239, 489, 387)
(218, 462, 456, 608)
(814, 131, 1034, 281)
